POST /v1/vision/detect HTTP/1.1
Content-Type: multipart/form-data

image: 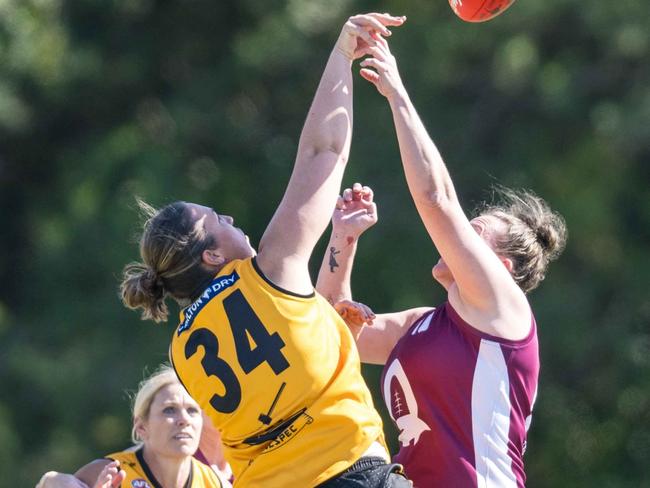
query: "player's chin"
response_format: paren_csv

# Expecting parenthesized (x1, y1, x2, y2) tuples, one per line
(171, 441, 199, 456)
(244, 236, 257, 257)
(432, 261, 452, 287)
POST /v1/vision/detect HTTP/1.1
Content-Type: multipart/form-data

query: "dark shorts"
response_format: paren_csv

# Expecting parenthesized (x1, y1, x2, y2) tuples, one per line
(317, 456, 412, 488)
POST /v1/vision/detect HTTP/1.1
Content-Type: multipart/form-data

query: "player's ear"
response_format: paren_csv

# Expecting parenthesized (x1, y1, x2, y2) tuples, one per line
(134, 417, 147, 441)
(501, 256, 514, 274)
(202, 249, 225, 266)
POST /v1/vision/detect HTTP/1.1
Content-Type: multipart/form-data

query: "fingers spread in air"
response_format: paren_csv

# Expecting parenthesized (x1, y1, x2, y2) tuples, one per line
(349, 15, 392, 37)
(358, 302, 376, 324)
(360, 57, 389, 73)
(334, 300, 375, 328)
(364, 45, 388, 62)
(373, 32, 390, 50)
(352, 182, 364, 200)
(351, 183, 373, 200)
(335, 195, 345, 210)
(95, 461, 126, 488)
(342, 184, 371, 206)
(360, 68, 380, 85)
(366, 13, 407, 27)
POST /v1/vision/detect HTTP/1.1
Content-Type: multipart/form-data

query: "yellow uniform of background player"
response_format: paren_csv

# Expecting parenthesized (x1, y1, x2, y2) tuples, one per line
(170, 258, 385, 487)
(107, 448, 223, 488)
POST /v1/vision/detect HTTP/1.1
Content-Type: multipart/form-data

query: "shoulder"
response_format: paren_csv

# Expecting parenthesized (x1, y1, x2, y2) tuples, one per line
(105, 449, 138, 463)
(191, 458, 224, 487)
(254, 245, 314, 297)
(247, 256, 316, 299)
(379, 307, 435, 334)
(446, 297, 536, 346)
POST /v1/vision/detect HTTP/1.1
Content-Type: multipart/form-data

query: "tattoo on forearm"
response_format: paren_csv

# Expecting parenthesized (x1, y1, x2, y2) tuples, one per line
(329, 247, 341, 273)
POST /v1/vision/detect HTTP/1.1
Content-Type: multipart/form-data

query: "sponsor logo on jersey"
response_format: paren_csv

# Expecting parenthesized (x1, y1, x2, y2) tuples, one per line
(132, 480, 151, 488)
(261, 411, 314, 454)
(177, 272, 240, 335)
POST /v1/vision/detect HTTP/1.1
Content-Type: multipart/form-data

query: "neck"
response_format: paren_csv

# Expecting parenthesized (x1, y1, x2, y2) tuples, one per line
(187, 266, 221, 302)
(142, 446, 192, 488)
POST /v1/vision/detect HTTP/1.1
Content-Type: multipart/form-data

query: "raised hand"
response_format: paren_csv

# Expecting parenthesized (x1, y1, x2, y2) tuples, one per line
(335, 299, 376, 339)
(332, 183, 378, 239)
(359, 33, 405, 99)
(316, 183, 378, 304)
(92, 462, 125, 488)
(336, 13, 406, 61)
(36, 472, 90, 488)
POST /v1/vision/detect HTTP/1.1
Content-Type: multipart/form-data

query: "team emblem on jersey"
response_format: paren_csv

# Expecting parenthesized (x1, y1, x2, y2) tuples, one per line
(131, 479, 151, 488)
(383, 359, 431, 447)
(178, 271, 240, 335)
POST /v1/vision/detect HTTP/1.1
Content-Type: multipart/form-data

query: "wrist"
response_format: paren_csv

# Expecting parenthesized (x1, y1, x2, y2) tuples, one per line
(331, 229, 361, 244)
(387, 86, 407, 105)
(334, 44, 355, 64)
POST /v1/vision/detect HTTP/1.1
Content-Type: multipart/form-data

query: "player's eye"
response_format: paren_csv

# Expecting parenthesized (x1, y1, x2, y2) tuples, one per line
(163, 406, 176, 414)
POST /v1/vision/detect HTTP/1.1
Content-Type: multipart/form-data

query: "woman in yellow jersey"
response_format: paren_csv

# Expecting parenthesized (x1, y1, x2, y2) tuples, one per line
(37, 366, 229, 488)
(119, 13, 412, 488)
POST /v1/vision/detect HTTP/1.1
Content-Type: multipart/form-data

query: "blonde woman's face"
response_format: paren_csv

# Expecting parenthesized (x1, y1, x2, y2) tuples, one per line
(136, 383, 203, 458)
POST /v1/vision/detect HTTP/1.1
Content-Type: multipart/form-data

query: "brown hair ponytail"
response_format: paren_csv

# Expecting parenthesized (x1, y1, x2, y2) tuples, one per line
(121, 262, 168, 323)
(481, 187, 567, 293)
(120, 200, 217, 323)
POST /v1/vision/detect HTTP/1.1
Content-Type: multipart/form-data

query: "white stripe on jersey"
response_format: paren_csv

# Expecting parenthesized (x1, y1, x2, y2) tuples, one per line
(471, 339, 517, 488)
(411, 312, 434, 335)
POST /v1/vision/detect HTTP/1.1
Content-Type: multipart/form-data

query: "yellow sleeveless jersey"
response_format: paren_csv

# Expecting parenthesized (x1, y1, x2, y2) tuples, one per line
(106, 448, 222, 488)
(169, 257, 384, 487)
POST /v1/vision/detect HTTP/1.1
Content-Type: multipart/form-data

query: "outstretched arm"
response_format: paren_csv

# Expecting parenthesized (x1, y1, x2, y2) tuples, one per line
(257, 14, 405, 295)
(335, 302, 433, 364)
(315, 183, 431, 364)
(360, 35, 530, 338)
(316, 183, 377, 304)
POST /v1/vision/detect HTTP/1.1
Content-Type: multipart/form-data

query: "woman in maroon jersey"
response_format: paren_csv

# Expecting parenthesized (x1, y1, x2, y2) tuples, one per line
(317, 34, 567, 488)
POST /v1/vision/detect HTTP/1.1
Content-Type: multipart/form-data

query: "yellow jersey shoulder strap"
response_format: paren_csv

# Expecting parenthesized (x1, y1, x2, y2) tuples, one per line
(105, 448, 211, 488)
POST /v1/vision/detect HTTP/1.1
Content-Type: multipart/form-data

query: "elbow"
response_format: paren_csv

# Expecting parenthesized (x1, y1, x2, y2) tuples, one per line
(413, 186, 457, 212)
(309, 125, 350, 160)
(318, 145, 349, 163)
(301, 108, 352, 158)
(300, 144, 349, 167)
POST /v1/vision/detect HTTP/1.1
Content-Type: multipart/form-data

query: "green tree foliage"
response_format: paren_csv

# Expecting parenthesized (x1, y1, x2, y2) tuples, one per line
(1, 0, 648, 486)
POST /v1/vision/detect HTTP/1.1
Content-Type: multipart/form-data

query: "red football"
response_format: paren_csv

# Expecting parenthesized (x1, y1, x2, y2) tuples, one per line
(448, 0, 516, 22)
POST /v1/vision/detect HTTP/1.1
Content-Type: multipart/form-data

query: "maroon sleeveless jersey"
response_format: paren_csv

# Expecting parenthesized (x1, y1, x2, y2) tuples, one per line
(381, 302, 539, 487)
